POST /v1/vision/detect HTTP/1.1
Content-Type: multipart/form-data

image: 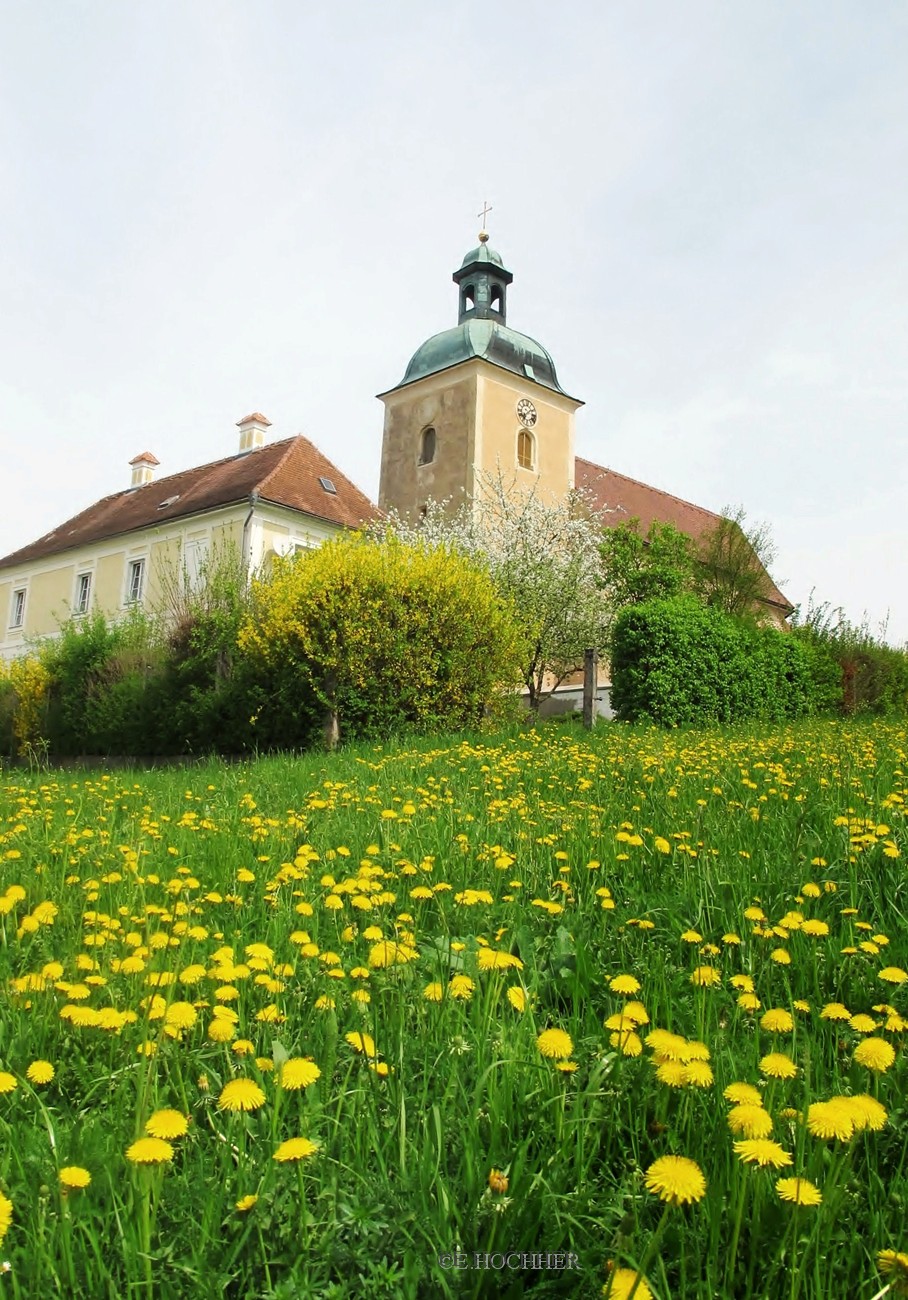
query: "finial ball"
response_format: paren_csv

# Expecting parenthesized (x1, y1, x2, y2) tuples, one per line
(478, 230, 489, 243)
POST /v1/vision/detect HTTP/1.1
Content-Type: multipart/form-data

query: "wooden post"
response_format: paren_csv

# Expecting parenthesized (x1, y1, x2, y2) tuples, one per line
(582, 647, 598, 729)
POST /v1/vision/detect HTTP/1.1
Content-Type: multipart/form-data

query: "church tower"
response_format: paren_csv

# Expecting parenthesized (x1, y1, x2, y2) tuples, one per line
(378, 232, 583, 521)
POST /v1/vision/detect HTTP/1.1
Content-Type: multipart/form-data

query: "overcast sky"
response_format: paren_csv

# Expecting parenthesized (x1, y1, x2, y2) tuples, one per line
(2, 1, 906, 642)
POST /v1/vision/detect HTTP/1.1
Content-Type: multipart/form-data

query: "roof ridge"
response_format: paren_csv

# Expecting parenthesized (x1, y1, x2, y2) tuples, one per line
(575, 456, 722, 525)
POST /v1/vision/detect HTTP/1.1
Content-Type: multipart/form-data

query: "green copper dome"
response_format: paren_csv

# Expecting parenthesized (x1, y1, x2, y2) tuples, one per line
(399, 318, 567, 394)
(385, 237, 573, 397)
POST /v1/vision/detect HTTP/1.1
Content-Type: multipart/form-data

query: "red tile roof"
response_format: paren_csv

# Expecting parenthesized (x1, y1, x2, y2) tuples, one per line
(575, 456, 792, 613)
(0, 436, 378, 570)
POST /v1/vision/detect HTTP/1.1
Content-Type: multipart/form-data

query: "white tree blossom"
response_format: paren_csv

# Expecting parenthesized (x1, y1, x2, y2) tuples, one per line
(376, 472, 615, 711)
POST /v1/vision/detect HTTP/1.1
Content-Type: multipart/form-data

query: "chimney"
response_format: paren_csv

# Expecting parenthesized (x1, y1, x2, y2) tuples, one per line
(236, 412, 271, 454)
(129, 451, 160, 489)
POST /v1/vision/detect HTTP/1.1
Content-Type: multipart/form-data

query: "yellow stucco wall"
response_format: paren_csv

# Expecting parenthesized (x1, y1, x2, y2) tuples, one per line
(476, 371, 578, 505)
(25, 565, 75, 637)
(94, 554, 125, 613)
(0, 580, 11, 634)
(378, 360, 580, 522)
(378, 369, 478, 521)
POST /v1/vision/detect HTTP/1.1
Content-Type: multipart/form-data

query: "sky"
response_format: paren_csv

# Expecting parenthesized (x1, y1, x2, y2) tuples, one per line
(1, 1, 906, 642)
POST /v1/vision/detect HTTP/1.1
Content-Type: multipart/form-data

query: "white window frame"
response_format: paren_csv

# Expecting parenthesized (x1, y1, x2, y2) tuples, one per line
(9, 587, 26, 629)
(125, 558, 146, 606)
(75, 571, 92, 616)
(183, 538, 209, 592)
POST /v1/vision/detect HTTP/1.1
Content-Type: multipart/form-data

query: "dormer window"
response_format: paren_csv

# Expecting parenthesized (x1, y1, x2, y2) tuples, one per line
(319, 476, 337, 494)
(418, 426, 436, 466)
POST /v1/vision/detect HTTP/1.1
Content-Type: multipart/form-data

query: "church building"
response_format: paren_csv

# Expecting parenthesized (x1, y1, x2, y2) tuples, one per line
(0, 231, 791, 666)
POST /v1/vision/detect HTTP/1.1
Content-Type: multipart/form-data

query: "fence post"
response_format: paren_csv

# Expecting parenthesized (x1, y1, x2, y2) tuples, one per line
(582, 648, 598, 729)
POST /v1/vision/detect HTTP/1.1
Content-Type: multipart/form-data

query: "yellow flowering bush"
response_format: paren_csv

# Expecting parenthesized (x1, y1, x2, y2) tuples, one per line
(239, 533, 524, 741)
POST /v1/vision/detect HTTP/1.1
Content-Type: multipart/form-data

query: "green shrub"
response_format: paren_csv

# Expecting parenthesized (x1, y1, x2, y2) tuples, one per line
(610, 597, 817, 726)
(239, 533, 524, 743)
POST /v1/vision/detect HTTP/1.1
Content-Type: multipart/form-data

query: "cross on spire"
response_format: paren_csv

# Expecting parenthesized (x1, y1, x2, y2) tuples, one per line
(477, 200, 493, 235)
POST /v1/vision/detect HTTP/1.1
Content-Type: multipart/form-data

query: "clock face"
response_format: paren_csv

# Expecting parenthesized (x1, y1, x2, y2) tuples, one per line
(517, 398, 537, 428)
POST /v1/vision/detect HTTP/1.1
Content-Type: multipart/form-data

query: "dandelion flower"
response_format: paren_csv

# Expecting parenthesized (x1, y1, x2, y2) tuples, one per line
(776, 1177, 822, 1206)
(682, 1061, 714, 1088)
(806, 1101, 854, 1142)
(645, 1029, 687, 1059)
(609, 975, 640, 995)
(603, 1267, 653, 1299)
(878, 1251, 908, 1292)
(623, 1000, 649, 1026)
(126, 1137, 173, 1165)
(0, 1074, 17, 1096)
(655, 1061, 687, 1088)
(488, 1169, 509, 1194)
(760, 1009, 794, 1034)
(820, 1002, 851, 1021)
(449, 975, 474, 1001)
(217, 1079, 266, 1113)
(854, 1037, 896, 1073)
(236, 1194, 258, 1212)
(273, 1137, 318, 1162)
(478, 949, 523, 972)
(681, 930, 703, 944)
(611, 1030, 643, 1057)
(0, 1192, 11, 1244)
(506, 986, 526, 1013)
(759, 1052, 797, 1080)
(738, 993, 761, 1012)
(423, 982, 443, 1002)
(26, 1061, 55, 1086)
(145, 1109, 189, 1140)
(345, 1032, 377, 1058)
(734, 1139, 793, 1168)
(724, 1082, 763, 1107)
(59, 1166, 91, 1190)
(690, 966, 721, 988)
(879, 967, 908, 985)
(644, 1155, 706, 1206)
(537, 1028, 574, 1059)
(280, 1058, 321, 1090)
(839, 1094, 887, 1132)
(727, 1105, 773, 1139)
(801, 919, 829, 937)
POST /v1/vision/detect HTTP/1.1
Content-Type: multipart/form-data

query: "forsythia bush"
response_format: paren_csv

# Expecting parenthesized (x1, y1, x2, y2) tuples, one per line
(239, 533, 525, 740)
(0, 654, 51, 757)
(611, 597, 815, 726)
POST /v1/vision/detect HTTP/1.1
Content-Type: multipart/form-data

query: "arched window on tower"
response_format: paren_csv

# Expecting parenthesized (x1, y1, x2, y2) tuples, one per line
(461, 283, 476, 314)
(489, 284, 503, 314)
(517, 428, 535, 471)
(419, 426, 436, 465)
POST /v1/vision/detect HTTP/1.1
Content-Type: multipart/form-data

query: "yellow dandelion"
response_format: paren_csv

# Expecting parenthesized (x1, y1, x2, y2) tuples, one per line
(423, 982, 444, 1002)
(623, 1000, 649, 1025)
(0, 1191, 12, 1244)
(280, 1058, 321, 1090)
(878, 1251, 908, 1291)
(449, 975, 475, 1000)
(0, 1073, 18, 1095)
(26, 1061, 55, 1085)
(537, 1028, 574, 1059)
(848, 1013, 877, 1034)
(838, 1094, 887, 1132)
(738, 993, 762, 1013)
(217, 1079, 266, 1113)
(59, 1166, 91, 1190)
(806, 1100, 854, 1142)
(820, 1002, 850, 1021)
(610, 1030, 643, 1057)
(655, 1061, 687, 1088)
(727, 1105, 773, 1139)
(723, 1082, 763, 1107)
(273, 1137, 319, 1162)
(507, 986, 526, 1013)
(734, 1139, 793, 1168)
(609, 974, 641, 995)
(644, 1154, 706, 1206)
(759, 1052, 797, 1080)
(125, 1137, 174, 1165)
(603, 1267, 654, 1299)
(775, 1176, 822, 1206)
(854, 1037, 896, 1073)
(345, 1032, 377, 1058)
(801, 919, 829, 937)
(760, 1009, 794, 1034)
(478, 948, 523, 972)
(682, 1061, 714, 1088)
(145, 1109, 189, 1139)
(680, 930, 703, 943)
(236, 1194, 258, 1212)
(879, 967, 908, 985)
(690, 966, 721, 988)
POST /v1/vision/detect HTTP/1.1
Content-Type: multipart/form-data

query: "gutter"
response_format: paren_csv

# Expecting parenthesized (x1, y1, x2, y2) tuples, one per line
(242, 491, 260, 575)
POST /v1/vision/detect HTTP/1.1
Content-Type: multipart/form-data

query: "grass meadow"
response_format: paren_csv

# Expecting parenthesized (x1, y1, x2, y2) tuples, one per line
(0, 719, 906, 1299)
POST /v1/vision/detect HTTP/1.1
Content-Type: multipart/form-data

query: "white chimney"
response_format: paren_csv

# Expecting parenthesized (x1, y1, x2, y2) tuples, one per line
(236, 412, 271, 454)
(129, 451, 160, 488)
